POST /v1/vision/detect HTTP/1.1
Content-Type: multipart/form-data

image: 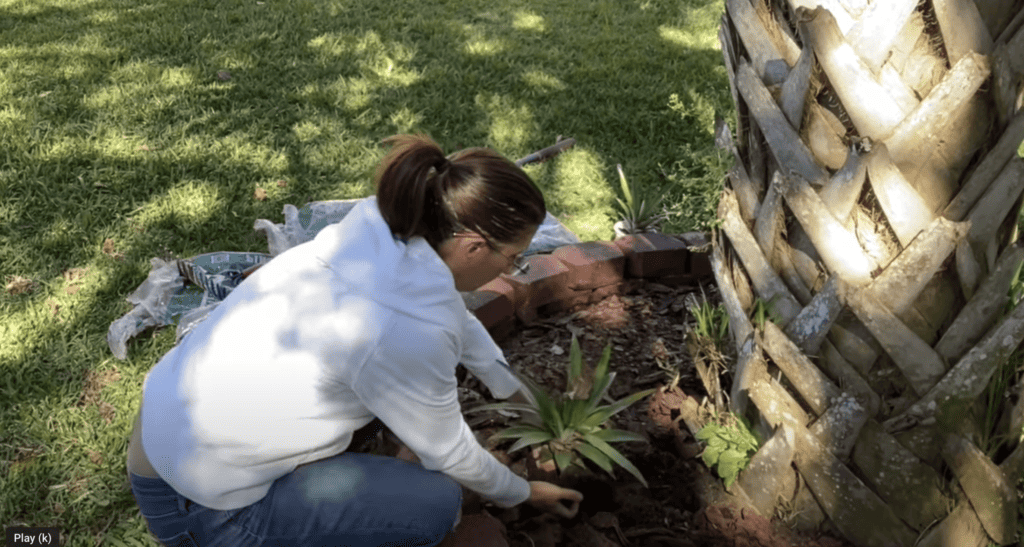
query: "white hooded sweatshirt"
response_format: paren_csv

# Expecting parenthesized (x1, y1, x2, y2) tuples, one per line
(140, 196, 532, 511)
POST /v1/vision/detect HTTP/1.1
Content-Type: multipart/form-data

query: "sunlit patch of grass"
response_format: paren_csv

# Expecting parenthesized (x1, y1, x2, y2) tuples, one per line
(521, 69, 567, 93)
(132, 182, 224, 233)
(544, 148, 617, 241)
(513, 10, 547, 32)
(463, 32, 507, 56)
(475, 92, 538, 152)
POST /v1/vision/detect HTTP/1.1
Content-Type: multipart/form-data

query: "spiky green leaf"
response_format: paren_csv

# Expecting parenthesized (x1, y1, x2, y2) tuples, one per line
(576, 442, 614, 474)
(517, 373, 564, 437)
(581, 388, 656, 429)
(489, 425, 548, 440)
(583, 434, 648, 488)
(506, 432, 556, 454)
(593, 343, 613, 390)
(563, 398, 587, 428)
(592, 428, 647, 444)
(553, 450, 572, 473)
(568, 335, 583, 384)
(617, 164, 634, 209)
(584, 371, 616, 418)
(464, 402, 540, 415)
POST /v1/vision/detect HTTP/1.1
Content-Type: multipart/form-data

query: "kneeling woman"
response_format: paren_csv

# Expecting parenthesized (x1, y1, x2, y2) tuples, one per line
(127, 134, 582, 546)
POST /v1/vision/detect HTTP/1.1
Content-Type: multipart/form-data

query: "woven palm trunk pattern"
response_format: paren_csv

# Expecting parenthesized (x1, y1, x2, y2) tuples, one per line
(713, 0, 1024, 545)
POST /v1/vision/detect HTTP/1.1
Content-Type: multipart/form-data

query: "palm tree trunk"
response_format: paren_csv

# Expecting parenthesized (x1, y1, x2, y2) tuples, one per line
(713, 0, 1024, 545)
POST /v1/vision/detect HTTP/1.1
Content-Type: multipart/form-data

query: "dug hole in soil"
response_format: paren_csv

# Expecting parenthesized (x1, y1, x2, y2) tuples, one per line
(457, 278, 852, 547)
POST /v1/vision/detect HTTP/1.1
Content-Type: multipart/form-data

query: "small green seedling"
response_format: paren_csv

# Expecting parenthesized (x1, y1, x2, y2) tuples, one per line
(695, 415, 759, 489)
(467, 336, 656, 487)
(613, 163, 668, 235)
(690, 295, 729, 350)
(751, 296, 784, 330)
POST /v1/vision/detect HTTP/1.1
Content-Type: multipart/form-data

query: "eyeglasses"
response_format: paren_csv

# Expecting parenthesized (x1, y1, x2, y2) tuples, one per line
(452, 232, 530, 275)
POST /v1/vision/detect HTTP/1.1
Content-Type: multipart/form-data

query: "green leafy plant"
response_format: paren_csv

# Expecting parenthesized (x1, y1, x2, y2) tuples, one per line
(695, 414, 759, 489)
(467, 336, 656, 487)
(691, 293, 730, 350)
(687, 293, 731, 411)
(751, 295, 784, 330)
(613, 163, 668, 235)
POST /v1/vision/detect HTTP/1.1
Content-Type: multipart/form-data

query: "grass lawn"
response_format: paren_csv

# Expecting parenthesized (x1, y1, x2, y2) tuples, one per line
(0, 0, 732, 544)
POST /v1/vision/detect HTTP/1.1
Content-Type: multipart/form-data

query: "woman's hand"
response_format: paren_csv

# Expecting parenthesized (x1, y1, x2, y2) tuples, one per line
(527, 481, 583, 518)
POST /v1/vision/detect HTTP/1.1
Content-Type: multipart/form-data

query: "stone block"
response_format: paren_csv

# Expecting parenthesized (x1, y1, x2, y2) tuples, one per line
(677, 231, 711, 249)
(551, 242, 626, 290)
(613, 233, 690, 279)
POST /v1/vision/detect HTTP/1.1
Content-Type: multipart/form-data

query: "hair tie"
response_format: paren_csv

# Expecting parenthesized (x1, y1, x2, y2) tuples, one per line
(434, 157, 450, 173)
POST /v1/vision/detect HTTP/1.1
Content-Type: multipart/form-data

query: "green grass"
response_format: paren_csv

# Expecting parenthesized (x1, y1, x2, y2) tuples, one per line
(0, 0, 731, 543)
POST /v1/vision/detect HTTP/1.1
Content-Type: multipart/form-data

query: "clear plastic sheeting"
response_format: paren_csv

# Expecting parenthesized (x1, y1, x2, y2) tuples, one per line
(253, 198, 581, 257)
(108, 199, 580, 359)
(107, 252, 271, 359)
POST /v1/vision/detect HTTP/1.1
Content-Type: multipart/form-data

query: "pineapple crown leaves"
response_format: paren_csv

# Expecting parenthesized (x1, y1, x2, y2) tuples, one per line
(614, 163, 668, 230)
(465, 335, 655, 487)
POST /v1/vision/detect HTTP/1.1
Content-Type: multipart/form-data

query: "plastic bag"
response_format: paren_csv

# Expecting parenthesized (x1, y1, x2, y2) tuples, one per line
(107, 252, 271, 359)
(253, 198, 580, 257)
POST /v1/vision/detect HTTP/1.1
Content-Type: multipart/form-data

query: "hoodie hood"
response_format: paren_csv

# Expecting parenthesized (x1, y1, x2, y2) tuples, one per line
(307, 196, 463, 329)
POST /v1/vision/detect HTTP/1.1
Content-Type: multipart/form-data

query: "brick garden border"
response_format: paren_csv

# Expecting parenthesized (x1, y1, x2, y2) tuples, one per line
(462, 232, 713, 343)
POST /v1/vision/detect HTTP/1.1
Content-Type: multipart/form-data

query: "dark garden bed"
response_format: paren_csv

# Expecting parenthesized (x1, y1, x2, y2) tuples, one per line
(455, 278, 854, 547)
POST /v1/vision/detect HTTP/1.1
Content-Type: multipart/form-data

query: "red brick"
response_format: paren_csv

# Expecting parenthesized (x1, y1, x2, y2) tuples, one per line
(613, 233, 690, 279)
(462, 290, 515, 331)
(503, 254, 573, 323)
(486, 318, 517, 344)
(551, 242, 626, 290)
(475, 276, 527, 313)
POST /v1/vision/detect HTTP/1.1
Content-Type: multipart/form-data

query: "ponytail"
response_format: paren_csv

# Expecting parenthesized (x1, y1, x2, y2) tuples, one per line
(375, 134, 546, 250)
(375, 134, 454, 248)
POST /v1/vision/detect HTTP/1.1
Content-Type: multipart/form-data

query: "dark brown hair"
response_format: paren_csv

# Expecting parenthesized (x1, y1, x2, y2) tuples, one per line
(375, 134, 546, 250)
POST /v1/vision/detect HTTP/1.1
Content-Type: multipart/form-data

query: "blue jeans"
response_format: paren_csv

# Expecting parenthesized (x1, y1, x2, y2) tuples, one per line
(129, 452, 462, 547)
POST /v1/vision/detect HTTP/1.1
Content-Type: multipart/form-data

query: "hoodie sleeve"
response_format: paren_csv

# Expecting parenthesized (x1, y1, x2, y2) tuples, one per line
(459, 311, 524, 400)
(350, 314, 531, 508)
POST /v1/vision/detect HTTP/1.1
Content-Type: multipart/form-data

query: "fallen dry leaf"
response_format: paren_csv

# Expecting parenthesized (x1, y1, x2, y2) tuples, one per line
(98, 402, 116, 424)
(254, 187, 268, 201)
(102, 238, 124, 260)
(63, 267, 89, 282)
(5, 275, 36, 295)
